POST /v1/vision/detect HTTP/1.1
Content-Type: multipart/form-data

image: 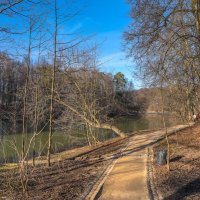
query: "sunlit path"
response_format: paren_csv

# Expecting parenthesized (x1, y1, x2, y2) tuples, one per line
(96, 124, 192, 200)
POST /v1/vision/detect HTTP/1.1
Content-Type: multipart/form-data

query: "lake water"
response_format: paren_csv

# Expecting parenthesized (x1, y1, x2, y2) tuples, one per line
(0, 114, 181, 163)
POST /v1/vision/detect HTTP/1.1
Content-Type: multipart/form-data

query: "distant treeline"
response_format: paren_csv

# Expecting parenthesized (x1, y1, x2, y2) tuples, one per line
(0, 52, 148, 135)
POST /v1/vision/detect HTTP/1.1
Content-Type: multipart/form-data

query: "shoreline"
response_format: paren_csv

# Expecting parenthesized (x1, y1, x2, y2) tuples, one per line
(0, 128, 160, 168)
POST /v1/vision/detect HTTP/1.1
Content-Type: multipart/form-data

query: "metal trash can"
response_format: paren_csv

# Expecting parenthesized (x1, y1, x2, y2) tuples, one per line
(156, 150, 167, 165)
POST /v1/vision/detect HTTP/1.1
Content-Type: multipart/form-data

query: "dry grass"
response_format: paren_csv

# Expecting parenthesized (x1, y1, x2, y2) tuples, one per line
(153, 123, 200, 200)
(0, 135, 130, 200)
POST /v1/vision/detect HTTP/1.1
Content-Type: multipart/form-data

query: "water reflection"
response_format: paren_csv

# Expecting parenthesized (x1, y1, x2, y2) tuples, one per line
(114, 114, 180, 133)
(0, 114, 181, 162)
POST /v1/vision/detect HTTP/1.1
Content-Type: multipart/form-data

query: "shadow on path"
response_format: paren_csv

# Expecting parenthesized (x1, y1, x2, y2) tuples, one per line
(164, 178, 200, 200)
(122, 137, 164, 157)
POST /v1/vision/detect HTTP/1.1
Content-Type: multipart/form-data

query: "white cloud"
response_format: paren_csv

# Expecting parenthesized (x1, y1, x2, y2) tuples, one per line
(99, 51, 134, 80)
(98, 51, 143, 89)
(100, 52, 130, 67)
(68, 23, 83, 33)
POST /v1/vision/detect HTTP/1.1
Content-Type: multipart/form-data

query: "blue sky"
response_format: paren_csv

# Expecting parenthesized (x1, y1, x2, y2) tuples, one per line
(68, 0, 136, 84)
(0, 0, 139, 86)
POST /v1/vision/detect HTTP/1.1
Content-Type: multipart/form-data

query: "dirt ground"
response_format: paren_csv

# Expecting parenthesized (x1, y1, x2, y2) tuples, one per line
(153, 123, 200, 200)
(0, 136, 131, 200)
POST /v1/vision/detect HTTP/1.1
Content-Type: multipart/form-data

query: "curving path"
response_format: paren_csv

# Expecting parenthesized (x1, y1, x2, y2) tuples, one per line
(94, 124, 192, 200)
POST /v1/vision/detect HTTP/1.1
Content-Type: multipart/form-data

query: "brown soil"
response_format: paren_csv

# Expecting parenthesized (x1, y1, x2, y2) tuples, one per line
(0, 136, 131, 200)
(153, 123, 200, 200)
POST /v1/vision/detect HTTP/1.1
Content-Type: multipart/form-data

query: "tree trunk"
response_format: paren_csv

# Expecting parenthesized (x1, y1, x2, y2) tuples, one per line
(47, 0, 57, 167)
(160, 87, 170, 171)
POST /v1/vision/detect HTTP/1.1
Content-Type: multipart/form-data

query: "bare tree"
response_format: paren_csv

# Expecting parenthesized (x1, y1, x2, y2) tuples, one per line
(47, 0, 58, 167)
(124, 0, 200, 120)
(0, 0, 24, 14)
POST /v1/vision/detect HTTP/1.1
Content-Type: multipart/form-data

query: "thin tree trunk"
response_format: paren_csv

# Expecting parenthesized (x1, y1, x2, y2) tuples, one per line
(33, 86, 38, 166)
(47, 0, 57, 167)
(160, 87, 170, 171)
(21, 15, 33, 198)
(22, 16, 32, 160)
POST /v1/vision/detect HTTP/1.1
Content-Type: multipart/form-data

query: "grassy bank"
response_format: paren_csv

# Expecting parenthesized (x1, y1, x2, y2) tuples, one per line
(0, 134, 132, 199)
